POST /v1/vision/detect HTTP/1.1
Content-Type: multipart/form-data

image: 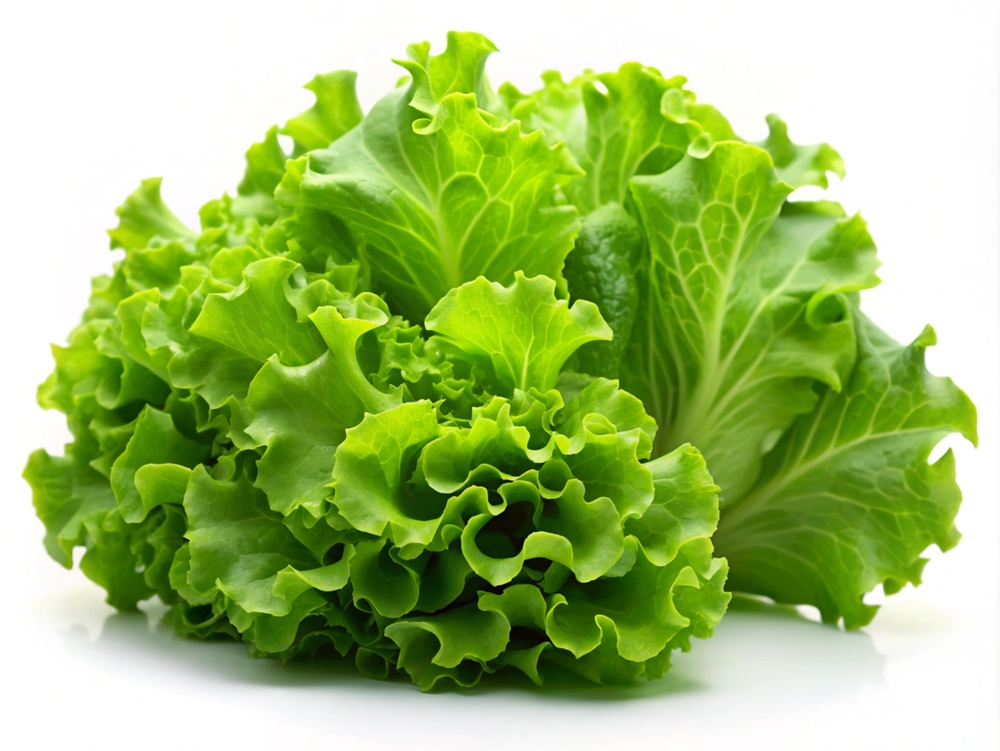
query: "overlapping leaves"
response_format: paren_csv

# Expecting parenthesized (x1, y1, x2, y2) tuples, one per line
(25, 30, 974, 693)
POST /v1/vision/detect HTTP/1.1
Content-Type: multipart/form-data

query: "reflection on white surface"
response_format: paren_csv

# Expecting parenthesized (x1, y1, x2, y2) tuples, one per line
(46, 587, 886, 704)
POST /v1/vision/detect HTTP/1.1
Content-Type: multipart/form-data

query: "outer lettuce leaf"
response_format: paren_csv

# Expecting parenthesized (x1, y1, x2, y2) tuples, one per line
(504, 65, 702, 213)
(23, 446, 167, 611)
(394, 31, 503, 120)
(626, 142, 880, 502)
(107, 177, 196, 252)
(714, 312, 977, 627)
(555, 64, 699, 214)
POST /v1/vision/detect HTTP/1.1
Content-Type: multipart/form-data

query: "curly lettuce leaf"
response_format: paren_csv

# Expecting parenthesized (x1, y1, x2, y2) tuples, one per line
(755, 114, 845, 190)
(276, 33, 582, 321)
(425, 272, 611, 395)
(107, 177, 196, 253)
(282, 70, 364, 153)
(26, 30, 975, 691)
(244, 294, 404, 518)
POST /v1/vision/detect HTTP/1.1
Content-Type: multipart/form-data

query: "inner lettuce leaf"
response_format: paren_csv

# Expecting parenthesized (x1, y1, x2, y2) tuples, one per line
(24, 30, 975, 693)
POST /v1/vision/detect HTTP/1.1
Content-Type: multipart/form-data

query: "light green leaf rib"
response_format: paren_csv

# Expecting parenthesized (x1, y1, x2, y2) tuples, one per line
(628, 142, 881, 502)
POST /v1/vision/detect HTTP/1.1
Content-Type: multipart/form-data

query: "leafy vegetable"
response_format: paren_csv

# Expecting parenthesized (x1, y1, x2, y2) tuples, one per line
(25, 30, 974, 690)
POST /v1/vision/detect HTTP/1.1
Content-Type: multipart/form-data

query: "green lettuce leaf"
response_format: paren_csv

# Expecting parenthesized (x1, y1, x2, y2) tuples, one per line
(425, 273, 611, 395)
(714, 312, 977, 627)
(276, 33, 582, 321)
(627, 143, 879, 502)
(563, 203, 641, 379)
(755, 114, 845, 190)
(282, 70, 364, 153)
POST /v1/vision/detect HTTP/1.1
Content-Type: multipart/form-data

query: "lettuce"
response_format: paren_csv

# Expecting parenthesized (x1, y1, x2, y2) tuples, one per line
(25, 30, 974, 690)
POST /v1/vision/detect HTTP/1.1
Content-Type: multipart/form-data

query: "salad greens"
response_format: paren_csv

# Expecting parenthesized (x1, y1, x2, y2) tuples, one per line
(25, 31, 975, 689)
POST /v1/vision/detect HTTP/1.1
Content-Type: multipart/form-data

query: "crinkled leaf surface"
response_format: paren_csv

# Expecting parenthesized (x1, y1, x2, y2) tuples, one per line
(627, 143, 880, 502)
(277, 33, 581, 321)
(426, 273, 611, 395)
(714, 312, 977, 627)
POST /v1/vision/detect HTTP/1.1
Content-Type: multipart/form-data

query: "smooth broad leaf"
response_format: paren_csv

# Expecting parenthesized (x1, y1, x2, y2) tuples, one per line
(425, 273, 611, 395)
(714, 312, 977, 627)
(277, 35, 581, 321)
(627, 142, 881, 502)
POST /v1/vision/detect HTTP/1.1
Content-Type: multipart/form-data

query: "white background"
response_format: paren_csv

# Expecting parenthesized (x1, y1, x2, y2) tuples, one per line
(1, 1, 997, 749)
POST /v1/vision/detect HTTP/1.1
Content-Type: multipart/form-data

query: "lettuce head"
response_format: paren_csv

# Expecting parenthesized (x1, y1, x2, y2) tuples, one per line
(25, 31, 974, 690)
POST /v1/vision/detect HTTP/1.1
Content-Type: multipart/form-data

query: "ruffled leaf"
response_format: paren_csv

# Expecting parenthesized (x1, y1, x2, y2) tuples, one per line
(282, 70, 364, 153)
(755, 114, 845, 189)
(426, 273, 611, 395)
(107, 177, 196, 253)
(276, 39, 582, 321)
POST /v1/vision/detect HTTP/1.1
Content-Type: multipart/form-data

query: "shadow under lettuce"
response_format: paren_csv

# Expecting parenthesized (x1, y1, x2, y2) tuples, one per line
(57, 592, 885, 702)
